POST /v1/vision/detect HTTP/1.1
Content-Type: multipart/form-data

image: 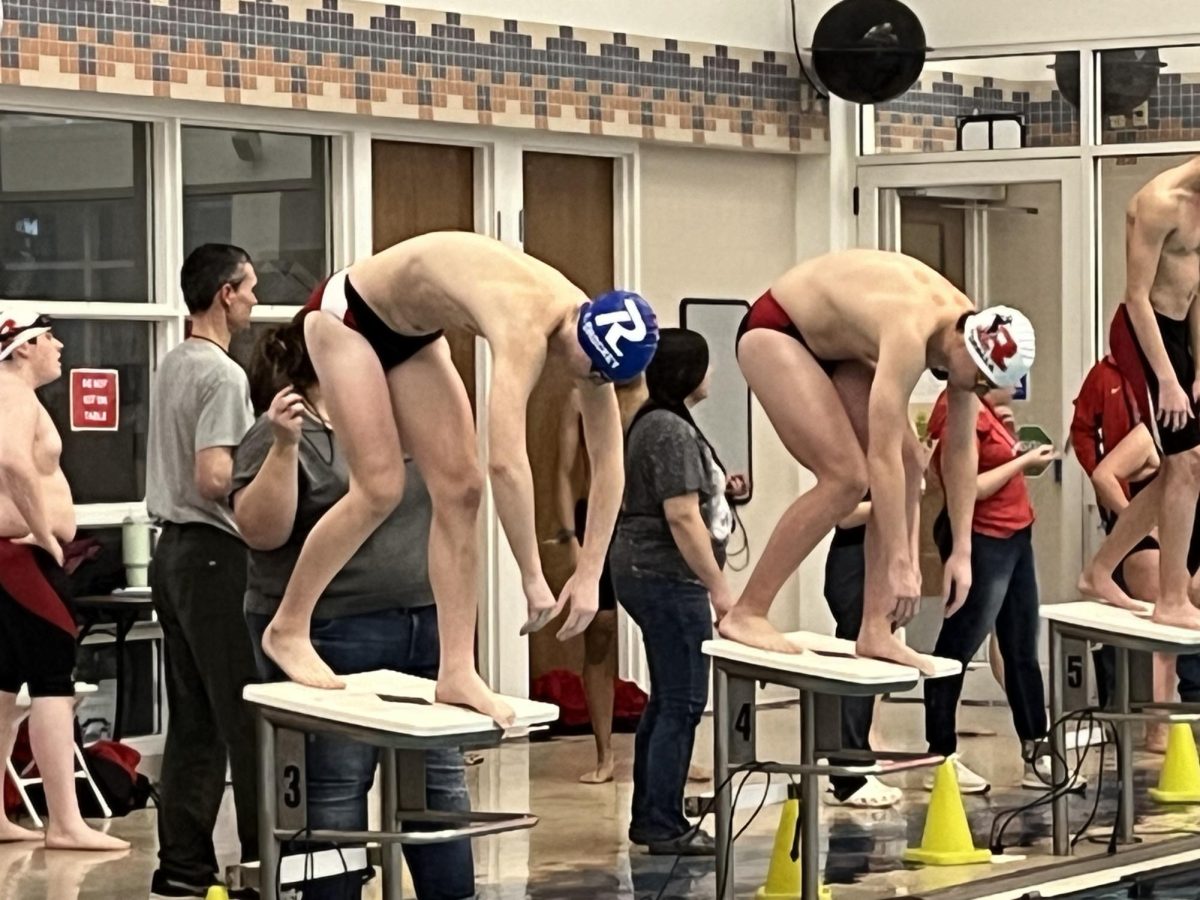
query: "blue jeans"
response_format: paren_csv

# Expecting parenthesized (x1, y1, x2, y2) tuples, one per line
(613, 569, 712, 843)
(247, 606, 474, 900)
(925, 527, 1048, 756)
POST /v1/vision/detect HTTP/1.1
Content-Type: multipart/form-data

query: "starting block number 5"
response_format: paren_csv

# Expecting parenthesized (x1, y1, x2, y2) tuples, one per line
(727, 678, 758, 766)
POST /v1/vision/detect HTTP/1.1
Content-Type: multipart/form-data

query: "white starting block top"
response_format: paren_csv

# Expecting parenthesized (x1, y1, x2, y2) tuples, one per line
(243, 670, 559, 738)
(702, 632, 962, 686)
(1041, 601, 1200, 646)
(15, 682, 97, 707)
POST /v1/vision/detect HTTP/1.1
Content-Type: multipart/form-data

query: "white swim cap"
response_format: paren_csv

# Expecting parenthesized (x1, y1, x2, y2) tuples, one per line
(962, 306, 1035, 389)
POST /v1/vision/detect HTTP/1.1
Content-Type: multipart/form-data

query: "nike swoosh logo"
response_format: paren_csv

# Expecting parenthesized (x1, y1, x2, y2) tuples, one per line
(1110, 387, 1120, 393)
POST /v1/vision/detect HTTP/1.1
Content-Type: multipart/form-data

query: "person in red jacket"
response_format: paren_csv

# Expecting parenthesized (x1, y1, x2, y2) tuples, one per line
(923, 385, 1061, 793)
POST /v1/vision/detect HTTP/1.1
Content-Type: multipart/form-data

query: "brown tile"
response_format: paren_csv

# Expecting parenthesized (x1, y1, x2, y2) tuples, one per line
(292, 93, 307, 109)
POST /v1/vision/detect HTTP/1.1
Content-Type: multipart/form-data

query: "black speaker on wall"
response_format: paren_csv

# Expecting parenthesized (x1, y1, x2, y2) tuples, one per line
(808, 0, 930, 104)
(1051, 49, 1165, 118)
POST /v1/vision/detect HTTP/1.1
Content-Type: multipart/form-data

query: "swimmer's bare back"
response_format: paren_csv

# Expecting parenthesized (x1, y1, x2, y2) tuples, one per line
(768, 249, 974, 364)
(347, 231, 588, 349)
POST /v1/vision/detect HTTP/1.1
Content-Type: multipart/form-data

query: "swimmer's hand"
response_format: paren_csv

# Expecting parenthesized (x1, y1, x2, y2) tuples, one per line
(725, 474, 749, 499)
(888, 556, 920, 625)
(553, 570, 599, 641)
(519, 573, 562, 636)
(943, 550, 973, 617)
(14, 531, 64, 567)
(1158, 379, 1194, 433)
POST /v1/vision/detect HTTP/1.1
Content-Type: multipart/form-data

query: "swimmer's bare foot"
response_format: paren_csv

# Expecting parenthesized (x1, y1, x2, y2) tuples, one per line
(44, 822, 130, 851)
(1151, 601, 1200, 630)
(437, 669, 515, 728)
(262, 621, 344, 689)
(717, 608, 801, 654)
(856, 632, 941, 676)
(1145, 723, 1168, 755)
(579, 752, 614, 784)
(0, 821, 43, 842)
(1078, 566, 1143, 612)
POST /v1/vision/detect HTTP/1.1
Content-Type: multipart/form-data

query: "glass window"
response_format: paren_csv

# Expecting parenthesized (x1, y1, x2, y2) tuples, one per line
(1099, 47, 1200, 144)
(35, 320, 153, 504)
(0, 113, 150, 301)
(865, 54, 1079, 154)
(182, 128, 329, 306)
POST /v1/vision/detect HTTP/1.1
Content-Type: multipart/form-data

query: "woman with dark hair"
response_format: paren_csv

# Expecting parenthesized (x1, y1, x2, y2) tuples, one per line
(611, 327, 734, 856)
(231, 318, 474, 900)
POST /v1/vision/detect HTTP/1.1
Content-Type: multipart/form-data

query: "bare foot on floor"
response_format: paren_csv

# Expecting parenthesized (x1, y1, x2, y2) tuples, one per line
(580, 755, 614, 784)
(262, 622, 345, 689)
(1145, 724, 1168, 754)
(1078, 566, 1148, 613)
(0, 821, 43, 842)
(717, 609, 802, 654)
(856, 632, 942, 676)
(1152, 602, 1200, 630)
(44, 823, 130, 851)
(437, 670, 515, 728)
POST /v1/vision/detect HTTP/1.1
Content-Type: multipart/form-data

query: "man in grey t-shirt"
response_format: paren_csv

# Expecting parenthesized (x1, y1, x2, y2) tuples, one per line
(145, 244, 259, 900)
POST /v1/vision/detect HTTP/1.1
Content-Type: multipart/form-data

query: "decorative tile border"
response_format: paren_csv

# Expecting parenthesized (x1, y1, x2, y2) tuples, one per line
(874, 71, 1079, 153)
(0, 0, 828, 153)
(1103, 72, 1200, 143)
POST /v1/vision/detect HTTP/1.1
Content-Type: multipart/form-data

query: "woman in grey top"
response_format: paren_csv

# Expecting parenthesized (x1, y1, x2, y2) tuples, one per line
(230, 319, 473, 900)
(610, 328, 735, 857)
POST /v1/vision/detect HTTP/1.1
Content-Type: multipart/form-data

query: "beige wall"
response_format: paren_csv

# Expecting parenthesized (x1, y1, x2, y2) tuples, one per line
(987, 182, 1074, 598)
(639, 145, 830, 634)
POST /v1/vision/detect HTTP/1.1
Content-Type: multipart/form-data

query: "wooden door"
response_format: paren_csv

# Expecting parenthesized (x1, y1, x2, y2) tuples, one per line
(521, 152, 614, 680)
(371, 140, 476, 404)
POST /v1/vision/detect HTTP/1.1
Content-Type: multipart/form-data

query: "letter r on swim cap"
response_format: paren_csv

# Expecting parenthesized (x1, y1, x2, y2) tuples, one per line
(593, 299, 647, 358)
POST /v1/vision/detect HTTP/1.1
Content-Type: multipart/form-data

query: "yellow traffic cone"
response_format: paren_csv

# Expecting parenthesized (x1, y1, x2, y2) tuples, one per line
(755, 784, 831, 900)
(1149, 722, 1200, 804)
(204, 886, 229, 900)
(903, 759, 992, 866)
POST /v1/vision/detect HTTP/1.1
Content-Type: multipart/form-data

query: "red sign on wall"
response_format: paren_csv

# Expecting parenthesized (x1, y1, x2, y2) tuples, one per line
(70, 369, 119, 432)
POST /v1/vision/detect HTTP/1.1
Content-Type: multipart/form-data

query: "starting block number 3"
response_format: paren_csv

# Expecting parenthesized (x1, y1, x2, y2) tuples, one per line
(727, 678, 758, 766)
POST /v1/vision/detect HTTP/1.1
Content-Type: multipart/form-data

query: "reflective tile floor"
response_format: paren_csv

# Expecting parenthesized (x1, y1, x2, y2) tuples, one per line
(2, 702, 1195, 900)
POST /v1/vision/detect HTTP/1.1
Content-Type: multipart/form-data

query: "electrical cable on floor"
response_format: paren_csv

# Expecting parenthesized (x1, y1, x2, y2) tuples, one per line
(989, 707, 1100, 855)
(649, 761, 781, 900)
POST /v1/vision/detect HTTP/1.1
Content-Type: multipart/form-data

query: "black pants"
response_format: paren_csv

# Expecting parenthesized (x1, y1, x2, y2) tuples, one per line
(925, 527, 1048, 756)
(150, 523, 260, 886)
(823, 543, 875, 800)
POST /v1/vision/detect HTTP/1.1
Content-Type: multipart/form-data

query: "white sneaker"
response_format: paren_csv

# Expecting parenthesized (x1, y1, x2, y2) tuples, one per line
(1022, 755, 1087, 792)
(823, 775, 903, 808)
(924, 758, 990, 795)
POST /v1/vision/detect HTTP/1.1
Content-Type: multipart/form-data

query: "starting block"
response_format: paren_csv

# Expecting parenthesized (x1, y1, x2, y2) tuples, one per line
(1041, 602, 1200, 855)
(243, 671, 558, 900)
(703, 632, 960, 900)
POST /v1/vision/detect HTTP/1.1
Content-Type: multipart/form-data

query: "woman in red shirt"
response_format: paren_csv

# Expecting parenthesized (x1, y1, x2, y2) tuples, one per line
(923, 385, 1059, 794)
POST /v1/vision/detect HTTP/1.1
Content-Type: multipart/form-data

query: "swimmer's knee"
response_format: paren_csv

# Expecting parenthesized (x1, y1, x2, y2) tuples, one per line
(352, 465, 406, 517)
(432, 464, 484, 515)
(821, 459, 868, 511)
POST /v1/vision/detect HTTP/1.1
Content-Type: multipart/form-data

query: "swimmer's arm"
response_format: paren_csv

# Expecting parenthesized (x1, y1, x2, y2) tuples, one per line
(0, 393, 54, 546)
(576, 381, 625, 579)
(838, 501, 872, 530)
(231, 444, 299, 552)
(553, 387, 583, 544)
(194, 447, 236, 503)
(942, 389, 980, 556)
(487, 349, 545, 580)
(867, 337, 926, 564)
(1124, 201, 1178, 383)
(1091, 425, 1158, 516)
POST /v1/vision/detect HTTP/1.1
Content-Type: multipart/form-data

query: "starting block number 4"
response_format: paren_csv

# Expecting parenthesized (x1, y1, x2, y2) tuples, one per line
(727, 678, 758, 766)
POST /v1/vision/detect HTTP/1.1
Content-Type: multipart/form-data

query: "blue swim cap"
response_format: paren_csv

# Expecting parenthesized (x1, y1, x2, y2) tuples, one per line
(577, 291, 659, 382)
